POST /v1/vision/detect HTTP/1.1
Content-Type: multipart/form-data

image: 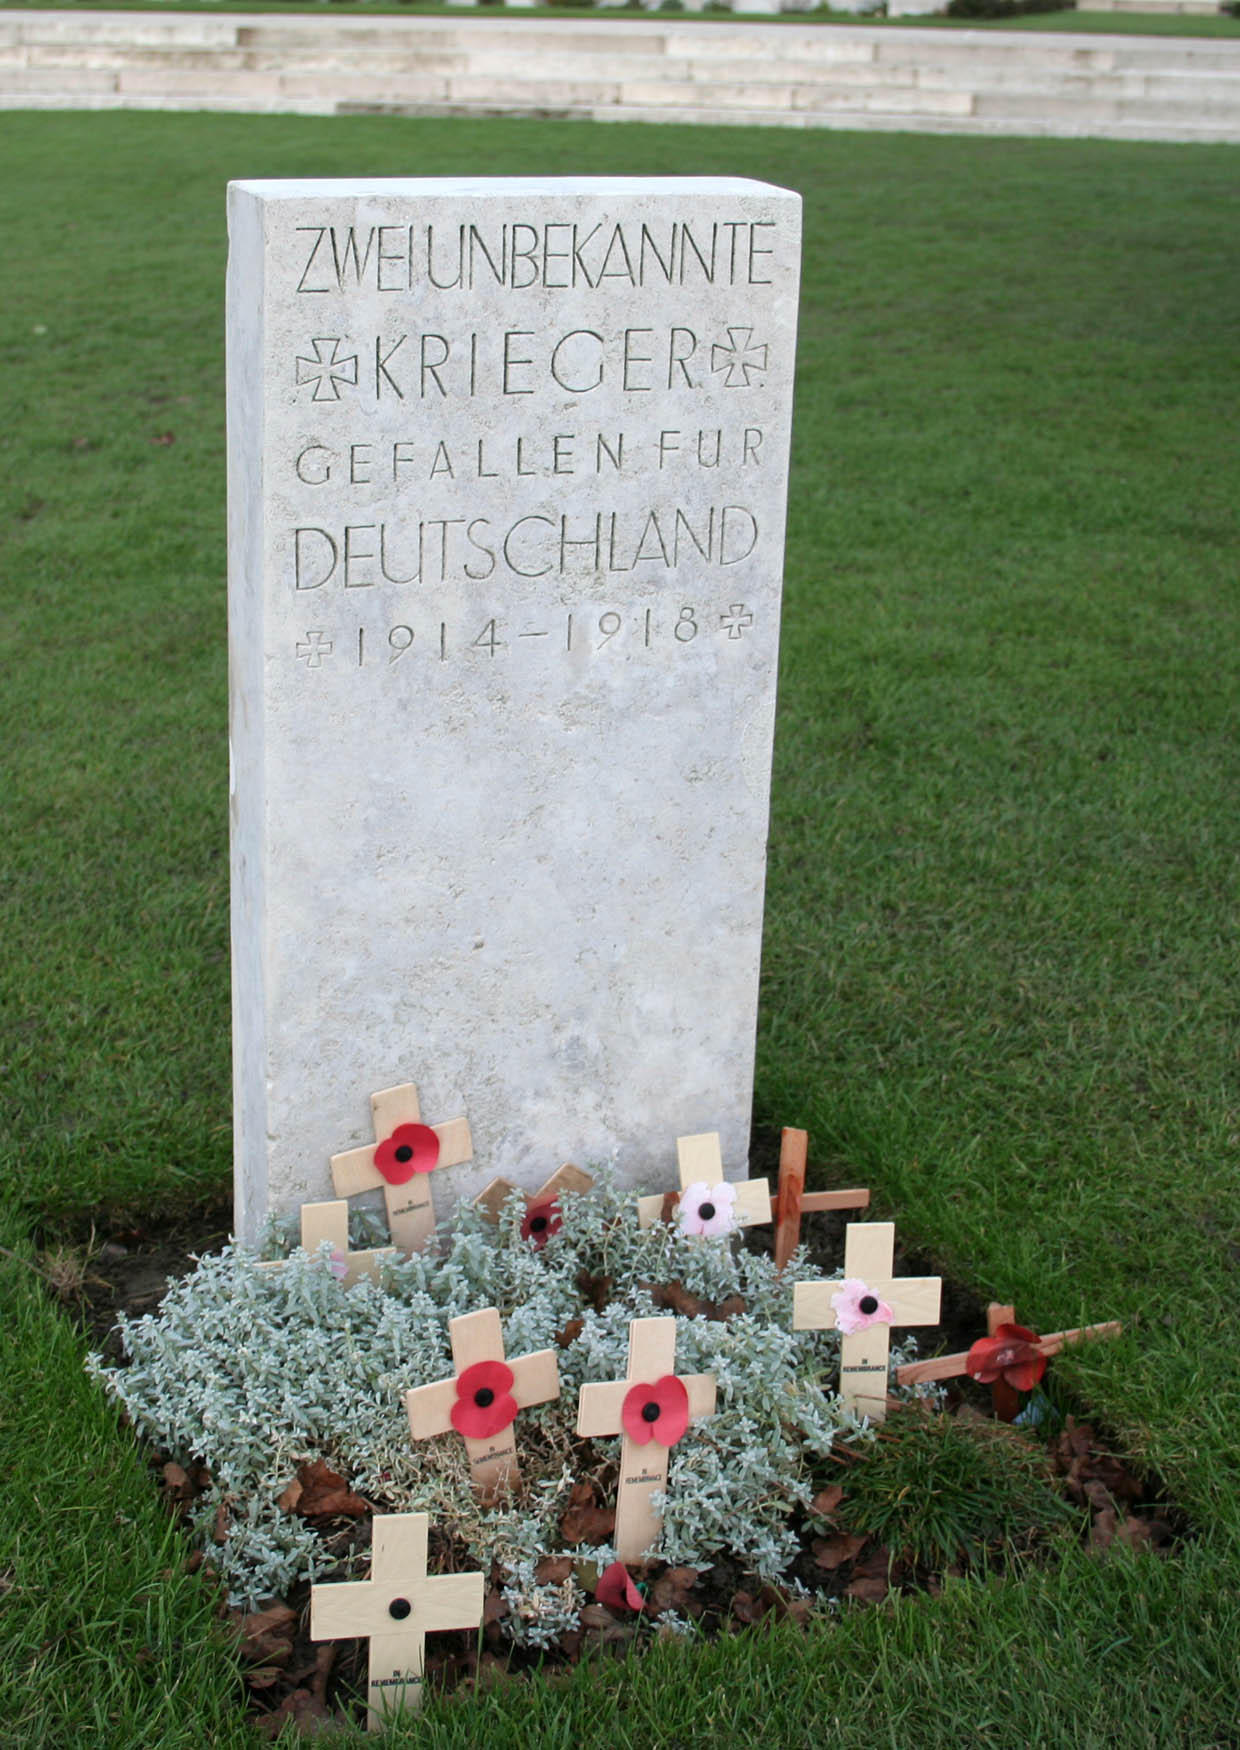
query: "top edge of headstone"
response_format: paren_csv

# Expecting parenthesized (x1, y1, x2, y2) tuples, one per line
(228, 176, 800, 202)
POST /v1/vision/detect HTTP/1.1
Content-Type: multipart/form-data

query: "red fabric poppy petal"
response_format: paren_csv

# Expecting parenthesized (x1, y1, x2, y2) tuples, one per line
(993, 1323, 1042, 1348)
(451, 1360, 518, 1439)
(596, 1563, 644, 1612)
(622, 1375, 689, 1448)
(966, 1336, 1004, 1383)
(452, 1390, 518, 1440)
(521, 1199, 563, 1247)
(373, 1123, 440, 1186)
(457, 1359, 514, 1398)
(1002, 1352, 1047, 1393)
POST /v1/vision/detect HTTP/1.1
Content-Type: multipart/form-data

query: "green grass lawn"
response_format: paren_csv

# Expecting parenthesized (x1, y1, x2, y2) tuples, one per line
(4, 0, 1240, 37)
(2, 112, 1239, 1746)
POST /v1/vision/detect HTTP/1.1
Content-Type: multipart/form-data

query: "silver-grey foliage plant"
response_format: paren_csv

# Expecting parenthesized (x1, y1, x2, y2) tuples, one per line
(88, 1171, 912, 1638)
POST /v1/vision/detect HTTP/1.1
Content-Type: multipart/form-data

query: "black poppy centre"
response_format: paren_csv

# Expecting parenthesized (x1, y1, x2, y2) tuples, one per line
(859, 1295, 879, 1315)
(699, 1201, 716, 1221)
(641, 1400, 662, 1424)
(530, 1214, 548, 1233)
(394, 1144, 414, 1164)
(389, 1598, 412, 1620)
(474, 1387, 496, 1408)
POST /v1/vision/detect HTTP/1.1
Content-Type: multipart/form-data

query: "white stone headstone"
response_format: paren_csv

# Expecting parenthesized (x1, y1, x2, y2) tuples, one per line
(227, 176, 801, 1241)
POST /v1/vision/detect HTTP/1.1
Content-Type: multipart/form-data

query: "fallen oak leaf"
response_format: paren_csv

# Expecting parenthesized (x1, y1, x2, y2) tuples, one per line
(810, 1485, 844, 1520)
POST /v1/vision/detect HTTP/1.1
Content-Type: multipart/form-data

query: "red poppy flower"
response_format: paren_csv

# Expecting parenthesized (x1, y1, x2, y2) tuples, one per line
(451, 1359, 519, 1440)
(373, 1122, 440, 1186)
(621, 1375, 690, 1448)
(967, 1324, 1047, 1393)
(596, 1562, 644, 1612)
(520, 1198, 562, 1249)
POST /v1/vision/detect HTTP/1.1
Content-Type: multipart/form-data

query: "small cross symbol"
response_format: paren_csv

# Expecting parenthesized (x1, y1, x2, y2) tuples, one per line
(405, 1306, 561, 1500)
(720, 604, 754, 641)
(710, 327, 769, 388)
(310, 1512, 484, 1730)
(296, 630, 333, 669)
(295, 337, 359, 402)
(331, 1080, 473, 1254)
(576, 1316, 716, 1563)
(793, 1222, 941, 1423)
(636, 1131, 770, 1239)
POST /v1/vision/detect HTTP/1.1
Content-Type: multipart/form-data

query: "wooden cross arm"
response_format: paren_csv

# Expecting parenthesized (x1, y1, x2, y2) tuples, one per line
(576, 1373, 716, 1439)
(894, 1319, 1124, 1386)
(793, 1276, 942, 1332)
(332, 1118, 473, 1198)
(405, 1378, 460, 1441)
(311, 1580, 388, 1642)
(474, 1177, 521, 1224)
(418, 1571, 486, 1635)
(636, 1178, 771, 1232)
(407, 1348, 562, 1440)
(770, 1187, 871, 1217)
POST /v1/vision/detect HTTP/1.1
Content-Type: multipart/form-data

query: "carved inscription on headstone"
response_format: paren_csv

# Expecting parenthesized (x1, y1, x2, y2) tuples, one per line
(227, 178, 801, 1239)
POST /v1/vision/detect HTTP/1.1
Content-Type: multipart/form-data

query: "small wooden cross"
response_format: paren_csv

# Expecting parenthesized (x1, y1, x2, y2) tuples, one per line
(576, 1316, 716, 1563)
(404, 1307, 561, 1500)
(257, 1200, 397, 1289)
(474, 1162, 594, 1241)
(310, 1511, 484, 1732)
(793, 1222, 941, 1423)
(636, 1132, 770, 1238)
(769, 1127, 871, 1270)
(895, 1301, 1123, 1420)
(331, 1081, 472, 1254)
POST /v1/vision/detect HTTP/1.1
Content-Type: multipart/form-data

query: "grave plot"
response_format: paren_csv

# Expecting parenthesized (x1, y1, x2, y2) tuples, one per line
(84, 1153, 1180, 1737)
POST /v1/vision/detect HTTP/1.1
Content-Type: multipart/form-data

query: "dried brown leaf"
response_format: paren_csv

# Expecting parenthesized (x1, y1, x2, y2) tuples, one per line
(534, 1556, 575, 1585)
(560, 1482, 615, 1545)
(810, 1485, 844, 1520)
(846, 1575, 889, 1604)
(290, 1460, 370, 1519)
(812, 1532, 866, 1571)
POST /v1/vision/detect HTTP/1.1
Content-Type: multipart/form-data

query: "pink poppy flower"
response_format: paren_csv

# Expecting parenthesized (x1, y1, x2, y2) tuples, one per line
(967, 1324, 1047, 1393)
(621, 1375, 690, 1448)
(373, 1122, 440, 1186)
(521, 1198, 562, 1249)
(830, 1278, 894, 1336)
(678, 1180, 737, 1239)
(451, 1359, 518, 1440)
(328, 1249, 349, 1282)
(596, 1562, 644, 1612)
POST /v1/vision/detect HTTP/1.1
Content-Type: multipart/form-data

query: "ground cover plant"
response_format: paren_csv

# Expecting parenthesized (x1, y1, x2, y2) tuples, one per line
(1, 111, 1239, 1746)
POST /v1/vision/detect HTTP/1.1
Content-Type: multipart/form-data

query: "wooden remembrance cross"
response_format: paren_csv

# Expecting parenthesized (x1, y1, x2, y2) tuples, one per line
(793, 1222, 941, 1422)
(310, 1511, 484, 1732)
(405, 1307, 561, 1500)
(257, 1199, 396, 1288)
(636, 1132, 770, 1236)
(474, 1162, 595, 1237)
(330, 1081, 472, 1253)
(576, 1316, 716, 1563)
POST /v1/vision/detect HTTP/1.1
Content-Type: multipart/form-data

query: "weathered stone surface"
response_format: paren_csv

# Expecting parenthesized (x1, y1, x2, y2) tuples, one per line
(227, 177, 801, 1240)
